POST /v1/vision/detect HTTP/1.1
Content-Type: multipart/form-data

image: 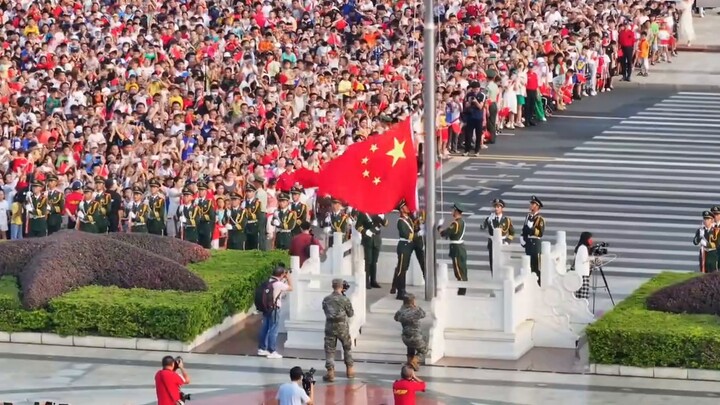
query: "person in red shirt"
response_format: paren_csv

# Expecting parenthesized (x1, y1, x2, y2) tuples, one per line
(64, 181, 84, 229)
(618, 22, 636, 81)
(393, 365, 426, 405)
(155, 356, 190, 405)
(289, 221, 324, 266)
(524, 62, 540, 127)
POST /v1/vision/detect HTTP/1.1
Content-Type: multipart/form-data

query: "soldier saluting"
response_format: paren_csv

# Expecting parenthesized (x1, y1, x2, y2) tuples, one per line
(392, 200, 415, 300)
(438, 203, 468, 295)
(147, 179, 166, 235)
(26, 181, 48, 237)
(355, 210, 389, 289)
(46, 174, 64, 235)
(694, 210, 719, 273)
(272, 192, 297, 250)
(226, 192, 248, 250)
(521, 195, 545, 285)
(480, 199, 515, 276)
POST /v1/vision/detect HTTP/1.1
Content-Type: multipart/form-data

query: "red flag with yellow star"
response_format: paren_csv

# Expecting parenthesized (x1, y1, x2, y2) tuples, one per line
(314, 117, 418, 214)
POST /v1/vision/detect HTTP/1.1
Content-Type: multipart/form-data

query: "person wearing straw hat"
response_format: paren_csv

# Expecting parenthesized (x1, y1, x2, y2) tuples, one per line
(45, 173, 65, 235)
(521, 195, 545, 285)
(273, 192, 297, 250)
(439, 203, 468, 295)
(480, 198, 515, 276)
(26, 180, 49, 237)
(694, 210, 718, 274)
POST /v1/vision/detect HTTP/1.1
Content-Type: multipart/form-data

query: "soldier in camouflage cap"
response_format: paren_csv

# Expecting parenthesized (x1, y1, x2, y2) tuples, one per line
(394, 293, 427, 371)
(321, 278, 355, 382)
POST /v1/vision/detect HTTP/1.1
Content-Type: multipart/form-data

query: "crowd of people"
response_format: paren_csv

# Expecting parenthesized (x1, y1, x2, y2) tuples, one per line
(0, 0, 700, 241)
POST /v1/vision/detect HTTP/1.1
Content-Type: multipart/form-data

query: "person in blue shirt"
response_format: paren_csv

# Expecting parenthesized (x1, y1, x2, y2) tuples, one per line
(276, 366, 314, 405)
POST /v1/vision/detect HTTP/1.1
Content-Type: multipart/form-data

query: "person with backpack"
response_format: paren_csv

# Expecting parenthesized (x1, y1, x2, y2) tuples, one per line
(256, 266, 293, 359)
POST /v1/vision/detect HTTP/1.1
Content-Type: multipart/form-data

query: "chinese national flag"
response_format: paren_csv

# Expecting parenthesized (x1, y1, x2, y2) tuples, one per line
(314, 117, 418, 214)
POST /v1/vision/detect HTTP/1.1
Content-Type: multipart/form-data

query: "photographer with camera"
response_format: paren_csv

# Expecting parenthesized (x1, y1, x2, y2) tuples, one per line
(255, 265, 292, 359)
(321, 278, 355, 382)
(155, 355, 190, 405)
(277, 366, 314, 405)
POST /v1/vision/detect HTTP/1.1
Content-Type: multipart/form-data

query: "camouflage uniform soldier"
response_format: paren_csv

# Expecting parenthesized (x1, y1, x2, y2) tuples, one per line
(394, 293, 427, 371)
(321, 278, 355, 382)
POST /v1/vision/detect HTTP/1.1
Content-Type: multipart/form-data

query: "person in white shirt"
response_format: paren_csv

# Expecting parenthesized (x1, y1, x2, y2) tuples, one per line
(276, 366, 314, 405)
(257, 266, 292, 359)
(573, 231, 596, 299)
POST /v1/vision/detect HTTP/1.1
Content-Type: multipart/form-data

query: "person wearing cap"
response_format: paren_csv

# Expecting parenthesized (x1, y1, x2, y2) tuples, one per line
(694, 210, 719, 273)
(355, 210, 389, 289)
(480, 199, 515, 275)
(195, 182, 216, 249)
(321, 278, 355, 382)
(226, 192, 248, 250)
(439, 203, 468, 295)
(272, 192, 297, 250)
(147, 179, 167, 236)
(77, 185, 101, 233)
(105, 179, 123, 233)
(290, 186, 309, 237)
(93, 176, 111, 234)
(244, 183, 263, 250)
(323, 198, 350, 248)
(391, 200, 415, 300)
(461, 81, 487, 156)
(521, 196, 546, 285)
(253, 175, 269, 251)
(126, 187, 149, 233)
(394, 293, 427, 372)
(25, 181, 49, 237)
(176, 187, 201, 243)
(410, 210, 427, 281)
(45, 174, 65, 235)
(65, 181, 84, 230)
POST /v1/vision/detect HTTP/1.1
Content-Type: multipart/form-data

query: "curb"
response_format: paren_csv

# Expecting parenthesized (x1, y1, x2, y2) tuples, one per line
(677, 45, 720, 53)
(591, 363, 720, 381)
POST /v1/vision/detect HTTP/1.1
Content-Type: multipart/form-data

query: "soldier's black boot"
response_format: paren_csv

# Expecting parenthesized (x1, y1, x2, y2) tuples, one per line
(367, 275, 372, 289)
(396, 289, 407, 300)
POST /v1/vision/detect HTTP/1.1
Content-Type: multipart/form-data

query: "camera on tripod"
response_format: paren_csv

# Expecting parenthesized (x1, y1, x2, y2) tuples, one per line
(341, 280, 350, 296)
(589, 241, 609, 256)
(302, 367, 316, 395)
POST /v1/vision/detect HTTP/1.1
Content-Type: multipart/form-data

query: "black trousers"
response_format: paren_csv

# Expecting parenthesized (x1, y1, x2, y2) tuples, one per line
(621, 46, 634, 80)
(413, 236, 426, 279)
(392, 243, 413, 295)
(463, 119, 483, 153)
(486, 102, 498, 144)
(362, 241, 381, 284)
(524, 90, 538, 125)
(487, 239, 494, 276)
(525, 239, 541, 286)
(449, 124, 460, 151)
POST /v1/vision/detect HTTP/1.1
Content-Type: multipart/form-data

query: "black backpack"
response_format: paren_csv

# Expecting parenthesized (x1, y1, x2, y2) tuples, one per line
(254, 278, 279, 314)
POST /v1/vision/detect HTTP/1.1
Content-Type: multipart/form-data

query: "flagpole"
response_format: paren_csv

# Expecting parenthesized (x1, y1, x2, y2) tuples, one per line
(422, 0, 437, 301)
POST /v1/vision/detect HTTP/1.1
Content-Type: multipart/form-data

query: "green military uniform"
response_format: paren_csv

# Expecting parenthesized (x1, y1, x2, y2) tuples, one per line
(321, 280, 355, 382)
(273, 193, 297, 250)
(391, 200, 415, 300)
(290, 186, 308, 236)
(176, 188, 200, 243)
(46, 174, 65, 235)
(326, 199, 350, 248)
(147, 179, 166, 235)
(712, 206, 720, 271)
(78, 187, 101, 233)
(355, 211, 388, 288)
(26, 183, 48, 237)
(440, 203, 467, 295)
(410, 210, 426, 280)
(480, 199, 515, 275)
(244, 184, 262, 250)
(195, 182, 215, 249)
(93, 176, 111, 234)
(226, 193, 248, 250)
(522, 195, 545, 286)
(694, 210, 718, 274)
(127, 188, 149, 233)
(394, 294, 428, 371)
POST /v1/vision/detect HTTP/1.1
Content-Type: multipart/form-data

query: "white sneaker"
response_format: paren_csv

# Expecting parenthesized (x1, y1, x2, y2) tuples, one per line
(590, 91, 597, 96)
(258, 349, 270, 356)
(267, 352, 283, 359)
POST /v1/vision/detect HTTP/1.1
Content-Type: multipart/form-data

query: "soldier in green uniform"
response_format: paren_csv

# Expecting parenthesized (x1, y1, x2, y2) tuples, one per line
(694, 210, 718, 273)
(290, 186, 309, 237)
(323, 198, 350, 248)
(394, 293, 427, 371)
(77, 186, 101, 233)
(712, 206, 720, 271)
(439, 203, 467, 295)
(93, 176, 111, 234)
(391, 200, 415, 300)
(321, 278, 355, 382)
(147, 179, 166, 235)
(176, 187, 200, 243)
(244, 183, 262, 250)
(273, 192, 297, 250)
(355, 210, 388, 289)
(127, 187, 149, 233)
(521, 195, 545, 286)
(480, 199, 515, 276)
(195, 182, 215, 248)
(46, 174, 65, 235)
(410, 210, 426, 280)
(26, 181, 48, 237)
(226, 192, 248, 250)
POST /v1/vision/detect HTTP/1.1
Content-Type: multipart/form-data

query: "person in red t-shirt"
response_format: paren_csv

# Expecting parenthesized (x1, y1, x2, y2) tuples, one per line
(393, 365, 426, 405)
(155, 355, 191, 405)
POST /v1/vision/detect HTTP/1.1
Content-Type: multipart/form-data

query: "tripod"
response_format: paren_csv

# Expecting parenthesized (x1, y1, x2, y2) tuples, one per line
(590, 263, 615, 314)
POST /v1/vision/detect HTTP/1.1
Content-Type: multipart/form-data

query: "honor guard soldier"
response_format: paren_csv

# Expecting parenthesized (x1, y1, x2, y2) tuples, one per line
(244, 183, 262, 249)
(46, 174, 64, 235)
(77, 185, 101, 233)
(273, 192, 297, 250)
(127, 187, 150, 233)
(391, 200, 415, 300)
(195, 182, 215, 248)
(94, 176, 111, 234)
(438, 203, 468, 295)
(321, 278, 355, 383)
(177, 187, 200, 242)
(480, 199, 515, 275)
(226, 192, 248, 250)
(26, 181, 48, 237)
(323, 198, 350, 248)
(712, 206, 720, 271)
(355, 210, 388, 289)
(693, 211, 718, 273)
(147, 179, 166, 235)
(394, 293, 428, 371)
(290, 186, 309, 236)
(521, 195, 545, 285)
(410, 210, 426, 280)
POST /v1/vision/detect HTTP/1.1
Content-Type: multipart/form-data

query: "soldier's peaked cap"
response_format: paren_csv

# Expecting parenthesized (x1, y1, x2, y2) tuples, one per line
(229, 192, 242, 199)
(331, 197, 342, 204)
(703, 210, 714, 219)
(452, 203, 464, 213)
(46, 173, 58, 181)
(31, 181, 44, 188)
(197, 181, 208, 190)
(94, 175, 105, 184)
(492, 198, 505, 207)
(182, 187, 193, 195)
(396, 199, 407, 211)
(712, 206, 720, 214)
(278, 192, 290, 201)
(133, 187, 144, 194)
(245, 183, 257, 192)
(530, 195, 543, 208)
(83, 185, 94, 193)
(149, 179, 161, 187)
(290, 185, 303, 194)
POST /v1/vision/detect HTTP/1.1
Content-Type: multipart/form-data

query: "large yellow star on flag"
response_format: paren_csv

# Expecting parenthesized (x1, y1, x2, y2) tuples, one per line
(386, 137, 407, 167)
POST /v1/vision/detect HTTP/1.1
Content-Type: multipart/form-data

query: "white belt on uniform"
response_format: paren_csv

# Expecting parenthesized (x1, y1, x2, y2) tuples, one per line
(450, 240, 465, 244)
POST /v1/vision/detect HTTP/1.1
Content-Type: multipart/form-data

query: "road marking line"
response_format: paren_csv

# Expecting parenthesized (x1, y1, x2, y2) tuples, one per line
(659, 99, 720, 105)
(593, 136, 720, 144)
(609, 126, 720, 133)
(534, 169, 715, 182)
(646, 107, 720, 113)
(638, 111, 720, 117)
(503, 190, 718, 205)
(463, 155, 556, 162)
(557, 156, 720, 168)
(620, 120, 720, 127)
(496, 206, 696, 221)
(544, 163, 720, 175)
(576, 146, 720, 155)
(670, 95, 720, 100)
(629, 115, 720, 123)
(512, 183, 720, 198)
(565, 152, 720, 162)
(554, 115, 625, 120)
(499, 198, 702, 213)
(585, 140, 720, 149)
(677, 91, 720, 97)
(524, 177, 711, 190)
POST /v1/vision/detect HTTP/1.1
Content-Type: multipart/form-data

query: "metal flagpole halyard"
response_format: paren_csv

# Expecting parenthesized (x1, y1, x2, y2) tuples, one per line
(422, 0, 437, 301)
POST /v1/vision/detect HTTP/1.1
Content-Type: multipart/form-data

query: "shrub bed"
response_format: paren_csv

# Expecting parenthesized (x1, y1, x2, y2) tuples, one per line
(0, 250, 288, 342)
(587, 272, 720, 370)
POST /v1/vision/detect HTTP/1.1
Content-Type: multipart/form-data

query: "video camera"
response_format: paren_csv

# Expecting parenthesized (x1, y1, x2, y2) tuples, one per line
(341, 280, 350, 296)
(302, 367, 316, 395)
(172, 356, 192, 403)
(589, 242, 609, 256)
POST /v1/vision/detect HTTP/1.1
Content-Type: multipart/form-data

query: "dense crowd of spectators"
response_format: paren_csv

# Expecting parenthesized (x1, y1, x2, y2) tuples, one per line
(0, 0, 694, 240)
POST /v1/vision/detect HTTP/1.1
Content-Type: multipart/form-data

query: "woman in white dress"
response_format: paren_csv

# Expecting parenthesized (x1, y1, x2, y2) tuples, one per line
(502, 73, 518, 129)
(678, 0, 696, 46)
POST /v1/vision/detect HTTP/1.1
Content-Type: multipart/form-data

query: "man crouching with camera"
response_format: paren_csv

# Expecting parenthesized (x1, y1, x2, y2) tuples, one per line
(277, 366, 315, 404)
(155, 355, 191, 405)
(322, 278, 355, 382)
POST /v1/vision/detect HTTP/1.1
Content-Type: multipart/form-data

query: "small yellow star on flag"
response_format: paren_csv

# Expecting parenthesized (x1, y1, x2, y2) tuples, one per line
(373, 177, 381, 185)
(370, 144, 379, 153)
(386, 138, 406, 167)
(361, 157, 369, 165)
(362, 170, 370, 178)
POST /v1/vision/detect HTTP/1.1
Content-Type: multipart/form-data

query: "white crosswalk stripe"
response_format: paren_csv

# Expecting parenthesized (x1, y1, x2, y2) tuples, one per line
(445, 91, 718, 278)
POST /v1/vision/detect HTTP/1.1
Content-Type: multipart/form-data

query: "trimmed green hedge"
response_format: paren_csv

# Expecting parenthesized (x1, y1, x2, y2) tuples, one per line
(0, 250, 288, 342)
(587, 272, 720, 369)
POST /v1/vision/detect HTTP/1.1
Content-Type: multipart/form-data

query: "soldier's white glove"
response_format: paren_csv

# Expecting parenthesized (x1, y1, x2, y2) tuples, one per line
(347, 217, 354, 226)
(47, 204, 52, 211)
(271, 218, 281, 227)
(323, 226, 331, 234)
(378, 214, 385, 220)
(701, 239, 708, 247)
(128, 212, 136, 219)
(225, 224, 233, 230)
(503, 241, 510, 245)
(526, 220, 534, 228)
(437, 218, 445, 227)
(77, 211, 85, 219)
(364, 229, 373, 237)
(324, 214, 331, 223)
(241, 201, 247, 209)
(24, 203, 33, 211)
(179, 216, 187, 224)
(520, 238, 526, 247)
(311, 219, 318, 227)
(346, 206, 353, 214)
(418, 229, 426, 237)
